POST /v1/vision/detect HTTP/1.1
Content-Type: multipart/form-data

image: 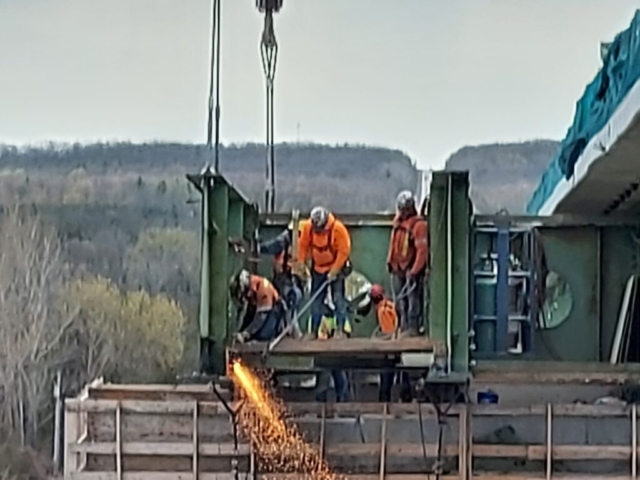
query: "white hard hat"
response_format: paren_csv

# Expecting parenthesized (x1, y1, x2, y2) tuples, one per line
(238, 269, 251, 290)
(310, 206, 329, 230)
(396, 190, 415, 211)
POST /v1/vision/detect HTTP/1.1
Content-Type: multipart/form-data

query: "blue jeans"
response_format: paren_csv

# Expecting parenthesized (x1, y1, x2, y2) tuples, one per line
(311, 270, 346, 331)
(249, 309, 281, 342)
(315, 370, 349, 402)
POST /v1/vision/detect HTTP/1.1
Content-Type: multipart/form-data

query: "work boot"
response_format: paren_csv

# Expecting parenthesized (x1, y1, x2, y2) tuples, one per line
(333, 329, 345, 340)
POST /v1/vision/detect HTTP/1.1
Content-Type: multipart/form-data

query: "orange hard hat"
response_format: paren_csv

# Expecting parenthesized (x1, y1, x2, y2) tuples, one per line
(370, 284, 385, 302)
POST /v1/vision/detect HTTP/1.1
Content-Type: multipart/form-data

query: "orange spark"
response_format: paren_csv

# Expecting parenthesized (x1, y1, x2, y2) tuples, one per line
(231, 361, 341, 480)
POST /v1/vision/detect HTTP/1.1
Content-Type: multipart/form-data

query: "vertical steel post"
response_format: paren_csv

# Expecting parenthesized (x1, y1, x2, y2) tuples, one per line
(451, 172, 471, 372)
(428, 171, 471, 374)
(495, 225, 510, 354)
(428, 173, 448, 344)
(210, 176, 229, 373)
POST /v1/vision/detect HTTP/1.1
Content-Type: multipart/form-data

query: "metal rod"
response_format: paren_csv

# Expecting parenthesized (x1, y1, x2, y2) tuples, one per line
(214, 0, 222, 170)
(459, 405, 469, 480)
(546, 403, 553, 480)
(193, 402, 199, 480)
(633, 403, 637, 480)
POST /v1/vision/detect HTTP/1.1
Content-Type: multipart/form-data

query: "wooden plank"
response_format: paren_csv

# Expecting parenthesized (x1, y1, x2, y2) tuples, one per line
(64, 407, 80, 476)
(116, 403, 122, 480)
(231, 337, 443, 356)
(88, 384, 230, 402)
(67, 399, 223, 416)
(70, 442, 252, 456)
(74, 441, 639, 461)
(66, 472, 640, 480)
(379, 403, 388, 480)
(66, 397, 631, 420)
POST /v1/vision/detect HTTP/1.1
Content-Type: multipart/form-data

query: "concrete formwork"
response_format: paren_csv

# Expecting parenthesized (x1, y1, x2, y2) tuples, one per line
(63, 382, 640, 480)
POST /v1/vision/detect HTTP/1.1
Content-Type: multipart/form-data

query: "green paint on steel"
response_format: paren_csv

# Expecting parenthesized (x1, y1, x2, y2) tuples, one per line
(428, 173, 448, 345)
(188, 170, 259, 375)
(534, 227, 598, 362)
(450, 172, 471, 373)
(258, 221, 395, 336)
(209, 177, 229, 372)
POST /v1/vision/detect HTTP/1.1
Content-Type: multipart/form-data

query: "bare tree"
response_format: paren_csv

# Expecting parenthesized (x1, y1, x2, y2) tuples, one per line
(0, 207, 76, 446)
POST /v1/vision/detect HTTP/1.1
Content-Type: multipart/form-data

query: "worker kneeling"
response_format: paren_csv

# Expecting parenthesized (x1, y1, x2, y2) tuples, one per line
(369, 284, 412, 402)
(387, 191, 428, 337)
(297, 206, 352, 339)
(231, 270, 286, 343)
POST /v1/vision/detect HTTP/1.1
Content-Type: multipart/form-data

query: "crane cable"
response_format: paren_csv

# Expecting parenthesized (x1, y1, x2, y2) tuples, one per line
(261, 8, 278, 212)
(206, 0, 222, 170)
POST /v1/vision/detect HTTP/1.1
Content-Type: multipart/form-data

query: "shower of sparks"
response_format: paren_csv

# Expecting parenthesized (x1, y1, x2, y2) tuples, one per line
(231, 361, 341, 480)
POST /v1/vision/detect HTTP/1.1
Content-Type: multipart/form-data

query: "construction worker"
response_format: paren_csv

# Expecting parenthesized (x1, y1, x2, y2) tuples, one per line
(297, 206, 352, 339)
(387, 191, 428, 337)
(258, 220, 307, 313)
(370, 284, 397, 339)
(230, 269, 286, 343)
(369, 284, 410, 402)
(316, 299, 350, 402)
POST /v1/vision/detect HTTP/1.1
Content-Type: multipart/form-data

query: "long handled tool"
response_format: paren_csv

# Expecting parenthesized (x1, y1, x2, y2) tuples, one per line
(267, 278, 331, 352)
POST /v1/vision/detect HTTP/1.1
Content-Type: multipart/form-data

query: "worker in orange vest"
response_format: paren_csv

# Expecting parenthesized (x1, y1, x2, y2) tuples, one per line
(370, 284, 413, 402)
(230, 269, 286, 343)
(387, 191, 428, 337)
(296, 206, 352, 339)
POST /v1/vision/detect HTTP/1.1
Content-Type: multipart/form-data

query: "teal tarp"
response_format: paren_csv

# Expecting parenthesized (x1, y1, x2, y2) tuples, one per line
(527, 10, 640, 214)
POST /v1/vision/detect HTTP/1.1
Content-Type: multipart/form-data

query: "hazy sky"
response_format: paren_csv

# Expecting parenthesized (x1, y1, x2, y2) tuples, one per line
(0, 0, 638, 169)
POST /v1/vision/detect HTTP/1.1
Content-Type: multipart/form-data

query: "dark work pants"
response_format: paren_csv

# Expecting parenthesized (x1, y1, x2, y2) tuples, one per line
(316, 369, 349, 402)
(310, 270, 346, 332)
(244, 309, 281, 342)
(391, 272, 424, 332)
(379, 370, 413, 402)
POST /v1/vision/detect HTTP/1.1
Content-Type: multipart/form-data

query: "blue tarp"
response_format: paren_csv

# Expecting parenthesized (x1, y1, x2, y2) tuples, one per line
(527, 10, 640, 214)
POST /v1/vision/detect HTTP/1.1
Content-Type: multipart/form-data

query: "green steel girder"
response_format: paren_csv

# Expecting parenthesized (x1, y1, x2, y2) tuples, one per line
(428, 171, 471, 374)
(187, 168, 259, 375)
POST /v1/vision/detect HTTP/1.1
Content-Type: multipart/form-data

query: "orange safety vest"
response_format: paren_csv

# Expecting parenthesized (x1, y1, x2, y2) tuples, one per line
(376, 298, 398, 334)
(388, 214, 428, 274)
(299, 214, 350, 274)
(249, 275, 279, 311)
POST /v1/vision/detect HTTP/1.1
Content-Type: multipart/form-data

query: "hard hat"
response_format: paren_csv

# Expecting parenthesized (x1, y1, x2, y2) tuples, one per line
(370, 284, 385, 302)
(396, 190, 415, 211)
(310, 206, 329, 231)
(238, 269, 251, 290)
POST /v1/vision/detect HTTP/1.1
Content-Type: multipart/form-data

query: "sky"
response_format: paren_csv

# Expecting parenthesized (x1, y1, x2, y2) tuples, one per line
(0, 0, 638, 169)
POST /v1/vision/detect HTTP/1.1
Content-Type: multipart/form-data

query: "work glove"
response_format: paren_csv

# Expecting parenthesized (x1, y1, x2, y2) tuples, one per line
(229, 238, 246, 254)
(327, 269, 340, 282)
(236, 331, 249, 344)
(292, 262, 307, 279)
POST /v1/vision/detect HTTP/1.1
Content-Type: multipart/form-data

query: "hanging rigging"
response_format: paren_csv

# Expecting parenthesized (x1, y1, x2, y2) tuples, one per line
(206, 0, 222, 170)
(257, 0, 283, 212)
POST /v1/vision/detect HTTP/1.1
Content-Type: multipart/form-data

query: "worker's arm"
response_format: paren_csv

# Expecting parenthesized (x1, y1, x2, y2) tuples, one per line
(410, 220, 429, 276)
(259, 229, 290, 256)
(330, 222, 351, 273)
(386, 227, 394, 268)
(297, 223, 311, 264)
